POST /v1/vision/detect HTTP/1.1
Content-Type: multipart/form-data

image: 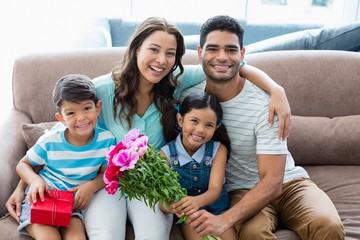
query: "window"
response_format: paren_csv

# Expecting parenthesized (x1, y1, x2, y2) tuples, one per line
(246, 0, 348, 25)
(128, 0, 246, 22)
(1, 0, 359, 115)
(127, 0, 359, 24)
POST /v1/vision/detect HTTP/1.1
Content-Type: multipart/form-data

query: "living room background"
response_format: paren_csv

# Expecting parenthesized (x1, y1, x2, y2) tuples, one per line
(0, 0, 359, 124)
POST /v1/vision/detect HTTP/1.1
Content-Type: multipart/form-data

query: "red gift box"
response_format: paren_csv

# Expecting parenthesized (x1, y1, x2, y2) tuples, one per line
(30, 189, 74, 227)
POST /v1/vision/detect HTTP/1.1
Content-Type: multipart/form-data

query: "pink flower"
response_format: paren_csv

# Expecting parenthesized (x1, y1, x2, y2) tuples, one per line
(133, 136, 148, 157)
(112, 149, 139, 171)
(105, 180, 119, 195)
(104, 165, 123, 195)
(107, 141, 127, 160)
(137, 145, 148, 157)
(104, 164, 120, 183)
(123, 128, 141, 144)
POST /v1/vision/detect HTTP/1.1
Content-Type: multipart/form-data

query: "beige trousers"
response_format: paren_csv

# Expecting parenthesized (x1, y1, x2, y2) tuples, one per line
(229, 178, 345, 240)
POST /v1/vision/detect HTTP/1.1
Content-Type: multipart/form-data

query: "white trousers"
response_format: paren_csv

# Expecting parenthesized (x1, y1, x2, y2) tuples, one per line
(83, 188, 173, 240)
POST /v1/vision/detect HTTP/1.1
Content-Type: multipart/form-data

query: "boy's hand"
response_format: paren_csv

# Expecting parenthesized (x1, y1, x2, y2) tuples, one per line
(26, 177, 49, 203)
(70, 181, 96, 210)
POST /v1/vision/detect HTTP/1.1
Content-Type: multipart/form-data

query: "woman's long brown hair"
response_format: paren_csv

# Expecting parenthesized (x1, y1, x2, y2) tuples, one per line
(112, 17, 185, 130)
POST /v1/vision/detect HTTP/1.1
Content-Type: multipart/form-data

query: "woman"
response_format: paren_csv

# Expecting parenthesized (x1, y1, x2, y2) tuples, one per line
(6, 17, 291, 239)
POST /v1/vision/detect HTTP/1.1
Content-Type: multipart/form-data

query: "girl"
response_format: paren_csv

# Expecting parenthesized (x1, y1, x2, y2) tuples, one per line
(160, 92, 236, 240)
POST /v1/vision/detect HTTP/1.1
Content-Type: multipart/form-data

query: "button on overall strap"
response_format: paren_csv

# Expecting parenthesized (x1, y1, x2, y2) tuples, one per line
(168, 140, 178, 165)
(204, 140, 214, 160)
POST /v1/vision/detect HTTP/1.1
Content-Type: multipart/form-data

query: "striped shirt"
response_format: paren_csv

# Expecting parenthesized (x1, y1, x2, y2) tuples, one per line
(181, 79, 309, 191)
(27, 125, 116, 190)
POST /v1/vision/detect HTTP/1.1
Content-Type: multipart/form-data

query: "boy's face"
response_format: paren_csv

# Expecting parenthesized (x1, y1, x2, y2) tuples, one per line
(55, 100, 101, 143)
(197, 30, 245, 84)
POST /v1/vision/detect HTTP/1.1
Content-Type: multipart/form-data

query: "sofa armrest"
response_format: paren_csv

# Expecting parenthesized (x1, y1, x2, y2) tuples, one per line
(0, 109, 32, 217)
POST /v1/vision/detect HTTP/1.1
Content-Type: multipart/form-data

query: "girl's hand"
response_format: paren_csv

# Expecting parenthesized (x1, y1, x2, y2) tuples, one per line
(174, 196, 201, 216)
(69, 181, 96, 210)
(26, 177, 49, 203)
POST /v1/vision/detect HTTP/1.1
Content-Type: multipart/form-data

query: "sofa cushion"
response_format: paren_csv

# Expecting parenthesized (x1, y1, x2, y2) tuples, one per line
(246, 22, 360, 53)
(288, 115, 360, 166)
(22, 122, 57, 149)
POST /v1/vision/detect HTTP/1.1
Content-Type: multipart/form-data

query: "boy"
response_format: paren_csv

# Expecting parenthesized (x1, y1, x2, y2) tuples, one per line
(16, 74, 116, 240)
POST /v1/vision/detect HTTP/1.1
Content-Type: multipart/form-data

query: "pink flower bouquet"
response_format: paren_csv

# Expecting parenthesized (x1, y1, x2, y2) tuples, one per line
(103, 129, 218, 239)
(103, 128, 187, 211)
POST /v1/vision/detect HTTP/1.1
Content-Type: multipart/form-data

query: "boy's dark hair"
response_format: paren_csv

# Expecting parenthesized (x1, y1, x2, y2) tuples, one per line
(52, 74, 99, 112)
(164, 92, 231, 158)
(199, 15, 245, 49)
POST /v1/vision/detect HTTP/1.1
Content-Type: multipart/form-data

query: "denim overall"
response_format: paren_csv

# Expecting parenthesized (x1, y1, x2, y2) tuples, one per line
(168, 140, 230, 215)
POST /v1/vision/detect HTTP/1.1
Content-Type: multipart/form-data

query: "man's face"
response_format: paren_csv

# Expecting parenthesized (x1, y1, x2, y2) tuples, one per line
(198, 30, 245, 83)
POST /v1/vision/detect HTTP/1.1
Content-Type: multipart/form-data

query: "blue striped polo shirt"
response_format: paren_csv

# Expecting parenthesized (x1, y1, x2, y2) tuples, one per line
(27, 125, 116, 190)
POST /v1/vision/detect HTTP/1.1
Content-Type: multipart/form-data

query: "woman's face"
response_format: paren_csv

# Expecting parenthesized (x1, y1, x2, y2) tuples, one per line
(136, 30, 177, 86)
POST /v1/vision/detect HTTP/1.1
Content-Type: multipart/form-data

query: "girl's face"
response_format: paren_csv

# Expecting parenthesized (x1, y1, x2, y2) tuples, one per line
(136, 30, 177, 86)
(55, 100, 101, 145)
(177, 107, 218, 155)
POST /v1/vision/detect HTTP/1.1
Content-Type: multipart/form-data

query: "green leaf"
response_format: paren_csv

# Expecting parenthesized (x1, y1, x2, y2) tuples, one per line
(176, 215, 187, 224)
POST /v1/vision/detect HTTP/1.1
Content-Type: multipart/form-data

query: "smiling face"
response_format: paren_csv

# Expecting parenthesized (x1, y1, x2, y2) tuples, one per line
(198, 30, 245, 84)
(55, 99, 101, 145)
(136, 30, 177, 87)
(177, 107, 218, 156)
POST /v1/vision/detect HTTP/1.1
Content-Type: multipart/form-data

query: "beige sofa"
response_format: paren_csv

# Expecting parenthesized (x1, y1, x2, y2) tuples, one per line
(1, 48, 359, 240)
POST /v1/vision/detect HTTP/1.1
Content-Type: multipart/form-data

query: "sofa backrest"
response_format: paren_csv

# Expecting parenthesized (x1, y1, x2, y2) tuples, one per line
(246, 50, 360, 166)
(12, 49, 360, 166)
(12, 47, 199, 124)
(245, 50, 360, 117)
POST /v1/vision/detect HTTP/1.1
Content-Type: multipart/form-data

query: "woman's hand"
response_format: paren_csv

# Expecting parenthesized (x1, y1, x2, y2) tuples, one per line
(5, 185, 25, 223)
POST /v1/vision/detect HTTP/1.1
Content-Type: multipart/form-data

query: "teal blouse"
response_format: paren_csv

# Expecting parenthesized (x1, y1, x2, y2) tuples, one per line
(93, 65, 205, 149)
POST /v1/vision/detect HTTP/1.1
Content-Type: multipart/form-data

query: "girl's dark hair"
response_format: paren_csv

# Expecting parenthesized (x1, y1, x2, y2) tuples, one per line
(164, 92, 231, 158)
(52, 74, 99, 112)
(112, 17, 185, 129)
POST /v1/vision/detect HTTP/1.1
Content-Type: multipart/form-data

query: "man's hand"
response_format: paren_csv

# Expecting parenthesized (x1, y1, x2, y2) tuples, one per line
(5, 187, 25, 222)
(186, 210, 229, 237)
(268, 86, 291, 141)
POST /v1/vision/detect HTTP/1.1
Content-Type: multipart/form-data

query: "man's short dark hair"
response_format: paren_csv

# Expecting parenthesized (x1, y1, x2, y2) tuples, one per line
(200, 15, 245, 48)
(52, 74, 99, 112)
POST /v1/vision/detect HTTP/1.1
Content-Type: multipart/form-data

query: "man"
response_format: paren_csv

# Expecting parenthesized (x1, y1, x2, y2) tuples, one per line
(183, 15, 344, 240)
